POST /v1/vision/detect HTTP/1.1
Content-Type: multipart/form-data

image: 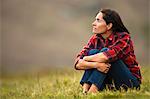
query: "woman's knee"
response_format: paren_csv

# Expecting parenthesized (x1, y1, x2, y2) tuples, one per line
(88, 48, 109, 56)
(88, 49, 100, 55)
(100, 47, 109, 52)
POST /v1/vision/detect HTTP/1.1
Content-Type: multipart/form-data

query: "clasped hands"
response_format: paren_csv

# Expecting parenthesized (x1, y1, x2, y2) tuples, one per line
(77, 53, 111, 73)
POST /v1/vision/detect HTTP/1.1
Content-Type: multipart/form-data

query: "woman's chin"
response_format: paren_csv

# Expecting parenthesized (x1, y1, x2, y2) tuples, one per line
(92, 30, 102, 34)
(93, 32, 101, 34)
(92, 31, 98, 34)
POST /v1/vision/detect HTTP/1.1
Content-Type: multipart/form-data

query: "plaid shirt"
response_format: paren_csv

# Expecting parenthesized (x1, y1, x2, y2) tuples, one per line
(75, 32, 142, 82)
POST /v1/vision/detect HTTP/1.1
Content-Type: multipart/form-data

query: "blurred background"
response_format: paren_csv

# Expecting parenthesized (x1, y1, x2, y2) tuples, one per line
(1, 0, 149, 75)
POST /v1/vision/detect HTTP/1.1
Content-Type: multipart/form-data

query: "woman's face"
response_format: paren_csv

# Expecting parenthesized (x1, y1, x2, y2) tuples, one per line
(92, 12, 109, 34)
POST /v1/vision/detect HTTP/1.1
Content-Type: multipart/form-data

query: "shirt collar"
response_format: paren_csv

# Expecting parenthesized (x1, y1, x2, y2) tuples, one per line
(96, 32, 115, 41)
(107, 33, 114, 41)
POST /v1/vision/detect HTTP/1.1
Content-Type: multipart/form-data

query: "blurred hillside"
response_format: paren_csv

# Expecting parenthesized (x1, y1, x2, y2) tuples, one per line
(1, 0, 149, 74)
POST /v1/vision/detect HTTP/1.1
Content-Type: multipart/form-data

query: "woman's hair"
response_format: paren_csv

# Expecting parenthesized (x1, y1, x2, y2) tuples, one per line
(100, 8, 129, 34)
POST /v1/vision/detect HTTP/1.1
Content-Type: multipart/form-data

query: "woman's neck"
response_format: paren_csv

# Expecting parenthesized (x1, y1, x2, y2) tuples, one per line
(101, 30, 112, 39)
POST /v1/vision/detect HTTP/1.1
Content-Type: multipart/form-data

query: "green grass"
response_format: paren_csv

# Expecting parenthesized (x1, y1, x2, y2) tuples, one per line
(1, 67, 150, 99)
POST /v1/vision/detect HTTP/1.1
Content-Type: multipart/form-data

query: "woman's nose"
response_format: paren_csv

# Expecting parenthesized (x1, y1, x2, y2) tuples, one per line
(92, 21, 96, 26)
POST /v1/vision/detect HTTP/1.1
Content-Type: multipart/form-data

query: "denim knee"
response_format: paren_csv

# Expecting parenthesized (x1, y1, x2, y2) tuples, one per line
(88, 49, 100, 56)
(88, 48, 109, 56)
(100, 47, 109, 52)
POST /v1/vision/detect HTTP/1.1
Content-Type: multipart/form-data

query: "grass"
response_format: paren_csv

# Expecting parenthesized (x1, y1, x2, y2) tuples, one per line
(0, 67, 150, 99)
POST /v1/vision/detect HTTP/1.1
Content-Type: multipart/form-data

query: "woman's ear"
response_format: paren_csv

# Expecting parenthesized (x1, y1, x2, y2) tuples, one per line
(107, 23, 113, 30)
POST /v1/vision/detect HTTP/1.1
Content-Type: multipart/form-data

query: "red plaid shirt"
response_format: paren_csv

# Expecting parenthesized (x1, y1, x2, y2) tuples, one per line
(75, 32, 142, 82)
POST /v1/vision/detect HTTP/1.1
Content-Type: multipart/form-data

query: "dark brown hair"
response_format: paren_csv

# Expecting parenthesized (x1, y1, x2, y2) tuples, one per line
(100, 9, 129, 34)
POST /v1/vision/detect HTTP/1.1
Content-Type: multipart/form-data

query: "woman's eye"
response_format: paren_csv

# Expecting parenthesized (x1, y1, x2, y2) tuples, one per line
(96, 19, 101, 22)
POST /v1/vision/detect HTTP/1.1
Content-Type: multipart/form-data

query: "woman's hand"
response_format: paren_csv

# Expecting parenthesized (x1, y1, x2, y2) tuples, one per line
(96, 63, 111, 73)
(76, 59, 84, 67)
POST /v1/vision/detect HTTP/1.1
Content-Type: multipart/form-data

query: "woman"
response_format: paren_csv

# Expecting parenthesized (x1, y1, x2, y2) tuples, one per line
(74, 9, 142, 93)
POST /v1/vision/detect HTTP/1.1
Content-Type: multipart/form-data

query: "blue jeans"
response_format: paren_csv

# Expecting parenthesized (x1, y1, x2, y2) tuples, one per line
(80, 48, 140, 91)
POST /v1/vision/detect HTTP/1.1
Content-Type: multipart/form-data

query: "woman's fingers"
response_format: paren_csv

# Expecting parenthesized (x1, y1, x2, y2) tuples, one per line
(106, 63, 111, 67)
(96, 62, 111, 73)
(103, 63, 111, 73)
(104, 68, 109, 73)
(105, 63, 111, 69)
(103, 68, 109, 73)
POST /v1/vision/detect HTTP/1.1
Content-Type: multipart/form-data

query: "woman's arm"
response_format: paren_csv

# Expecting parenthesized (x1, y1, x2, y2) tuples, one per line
(75, 59, 111, 73)
(75, 59, 97, 70)
(83, 52, 109, 63)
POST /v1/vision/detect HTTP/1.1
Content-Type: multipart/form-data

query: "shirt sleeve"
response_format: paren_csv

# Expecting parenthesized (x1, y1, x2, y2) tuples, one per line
(74, 35, 95, 69)
(103, 32, 130, 62)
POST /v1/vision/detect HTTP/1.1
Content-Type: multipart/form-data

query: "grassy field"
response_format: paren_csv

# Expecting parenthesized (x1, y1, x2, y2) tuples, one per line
(1, 67, 150, 99)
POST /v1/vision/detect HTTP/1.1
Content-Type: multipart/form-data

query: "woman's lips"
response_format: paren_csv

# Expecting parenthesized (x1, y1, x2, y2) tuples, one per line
(93, 27, 96, 30)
